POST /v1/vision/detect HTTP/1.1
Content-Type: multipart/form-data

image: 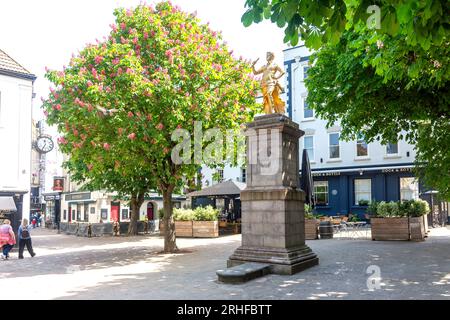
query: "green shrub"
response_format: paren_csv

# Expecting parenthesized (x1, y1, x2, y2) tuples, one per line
(376, 199, 429, 218)
(173, 208, 195, 221)
(377, 201, 400, 217)
(399, 200, 415, 217)
(172, 206, 220, 221)
(366, 201, 378, 216)
(411, 199, 430, 217)
(358, 199, 369, 206)
(193, 205, 220, 221)
(158, 208, 164, 219)
(304, 204, 312, 215)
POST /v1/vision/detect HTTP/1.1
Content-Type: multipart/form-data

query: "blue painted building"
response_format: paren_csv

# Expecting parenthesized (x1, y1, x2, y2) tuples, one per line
(284, 46, 421, 218)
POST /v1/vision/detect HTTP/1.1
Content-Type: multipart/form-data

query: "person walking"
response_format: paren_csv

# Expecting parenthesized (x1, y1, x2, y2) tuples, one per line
(18, 219, 35, 259)
(0, 219, 16, 260)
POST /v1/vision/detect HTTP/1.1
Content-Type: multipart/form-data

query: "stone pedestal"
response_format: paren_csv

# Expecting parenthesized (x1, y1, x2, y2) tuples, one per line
(227, 114, 318, 275)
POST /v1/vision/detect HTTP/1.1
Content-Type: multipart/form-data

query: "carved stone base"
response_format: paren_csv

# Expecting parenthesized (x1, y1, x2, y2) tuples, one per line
(228, 244, 319, 275)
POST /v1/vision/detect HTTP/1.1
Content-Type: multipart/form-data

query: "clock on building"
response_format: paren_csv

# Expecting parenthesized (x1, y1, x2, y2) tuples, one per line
(35, 135, 54, 153)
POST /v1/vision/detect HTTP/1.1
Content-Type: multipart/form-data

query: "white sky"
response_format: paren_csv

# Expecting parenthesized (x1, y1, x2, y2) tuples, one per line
(0, 0, 289, 121)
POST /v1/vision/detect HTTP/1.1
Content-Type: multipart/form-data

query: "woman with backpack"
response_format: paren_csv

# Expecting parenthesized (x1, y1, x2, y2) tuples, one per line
(18, 218, 35, 259)
(0, 219, 16, 260)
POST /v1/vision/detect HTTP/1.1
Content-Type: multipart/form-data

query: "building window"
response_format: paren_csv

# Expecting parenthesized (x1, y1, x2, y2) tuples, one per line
(72, 210, 76, 221)
(63, 210, 67, 220)
(121, 209, 129, 220)
(90, 207, 95, 215)
(241, 168, 246, 183)
(303, 99, 314, 119)
(386, 142, 398, 155)
(356, 135, 368, 157)
(400, 177, 419, 201)
(304, 136, 314, 161)
(303, 66, 309, 80)
(329, 133, 340, 159)
(314, 181, 329, 206)
(354, 179, 372, 205)
(101, 209, 108, 220)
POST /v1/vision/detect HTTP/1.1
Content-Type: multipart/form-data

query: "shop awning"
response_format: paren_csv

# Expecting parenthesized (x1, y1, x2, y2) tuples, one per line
(0, 197, 17, 211)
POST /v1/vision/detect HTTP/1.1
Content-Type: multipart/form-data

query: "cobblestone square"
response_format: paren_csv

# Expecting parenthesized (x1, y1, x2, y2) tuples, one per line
(1, 228, 449, 300)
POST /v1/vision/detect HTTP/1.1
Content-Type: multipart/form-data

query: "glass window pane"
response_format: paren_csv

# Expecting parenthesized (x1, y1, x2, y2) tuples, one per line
(329, 133, 339, 146)
(400, 177, 419, 200)
(355, 179, 371, 204)
(304, 100, 313, 118)
(304, 136, 313, 149)
(330, 146, 340, 159)
(357, 142, 368, 156)
(387, 142, 398, 154)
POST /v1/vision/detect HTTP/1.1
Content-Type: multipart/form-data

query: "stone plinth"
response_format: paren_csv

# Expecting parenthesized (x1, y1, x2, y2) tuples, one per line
(226, 114, 318, 276)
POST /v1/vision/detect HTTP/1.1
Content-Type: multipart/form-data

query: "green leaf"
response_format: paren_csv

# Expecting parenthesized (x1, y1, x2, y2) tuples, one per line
(241, 10, 254, 27)
(396, 2, 412, 24)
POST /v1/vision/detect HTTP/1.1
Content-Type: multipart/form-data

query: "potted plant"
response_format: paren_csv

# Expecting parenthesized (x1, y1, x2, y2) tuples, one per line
(304, 204, 319, 240)
(173, 208, 195, 237)
(358, 199, 370, 206)
(192, 206, 219, 238)
(371, 200, 430, 241)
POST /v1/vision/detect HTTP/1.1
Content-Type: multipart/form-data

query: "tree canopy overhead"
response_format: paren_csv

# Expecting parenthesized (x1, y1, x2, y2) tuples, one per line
(43, 1, 260, 250)
(306, 31, 450, 199)
(241, 0, 449, 50)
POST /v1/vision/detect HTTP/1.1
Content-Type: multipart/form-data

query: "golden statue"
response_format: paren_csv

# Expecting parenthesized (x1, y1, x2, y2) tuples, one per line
(252, 52, 286, 114)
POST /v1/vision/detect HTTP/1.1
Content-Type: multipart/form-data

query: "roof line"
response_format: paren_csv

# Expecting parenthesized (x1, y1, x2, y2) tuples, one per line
(0, 49, 31, 74)
(0, 69, 37, 81)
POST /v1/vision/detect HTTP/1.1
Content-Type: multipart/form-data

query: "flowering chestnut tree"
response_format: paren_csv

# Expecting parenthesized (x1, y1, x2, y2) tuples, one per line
(43, 2, 260, 251)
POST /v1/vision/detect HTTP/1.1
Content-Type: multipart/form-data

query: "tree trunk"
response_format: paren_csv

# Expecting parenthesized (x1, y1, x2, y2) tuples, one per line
(163, 186, 178, 252)
(128, 193, 145, 236)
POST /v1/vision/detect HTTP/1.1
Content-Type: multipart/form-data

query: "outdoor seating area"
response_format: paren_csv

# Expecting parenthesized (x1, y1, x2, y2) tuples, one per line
(319, 216, 371, 240)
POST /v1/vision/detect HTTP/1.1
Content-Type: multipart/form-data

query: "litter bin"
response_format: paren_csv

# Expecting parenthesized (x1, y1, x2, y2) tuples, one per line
(319, 220, 333, 239)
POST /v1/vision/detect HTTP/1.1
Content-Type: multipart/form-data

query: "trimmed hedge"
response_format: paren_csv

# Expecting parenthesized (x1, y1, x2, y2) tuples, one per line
(372, 199, 429, 218)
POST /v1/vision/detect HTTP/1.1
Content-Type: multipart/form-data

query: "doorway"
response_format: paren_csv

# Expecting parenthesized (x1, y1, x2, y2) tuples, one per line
(147, 202, 154, 220)
(111, 202, 120, 222)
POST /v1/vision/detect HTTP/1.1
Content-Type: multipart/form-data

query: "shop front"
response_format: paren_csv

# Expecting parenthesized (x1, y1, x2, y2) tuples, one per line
(310, 166, 420, 218)
(43, 193, 61, 229)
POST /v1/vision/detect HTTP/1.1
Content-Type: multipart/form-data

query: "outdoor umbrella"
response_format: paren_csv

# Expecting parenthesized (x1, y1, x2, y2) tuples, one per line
(300, 149, 315, 208)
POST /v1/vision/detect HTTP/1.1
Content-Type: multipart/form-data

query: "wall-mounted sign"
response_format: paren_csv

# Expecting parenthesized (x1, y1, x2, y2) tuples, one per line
(65, 193, 91, 201)
(52, 177, 64, 191)
(381, 167, 413, 173)
(312, 172, 341, 177)
(44, 194, 61, 201)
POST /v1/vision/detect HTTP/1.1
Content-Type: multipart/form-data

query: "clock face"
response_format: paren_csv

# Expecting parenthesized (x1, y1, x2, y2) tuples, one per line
(36, 136, 54, 153)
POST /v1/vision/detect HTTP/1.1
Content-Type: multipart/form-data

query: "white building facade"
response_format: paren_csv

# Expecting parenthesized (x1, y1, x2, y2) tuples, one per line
(0, 49, 36, 231)
(284, 46, 420, 217)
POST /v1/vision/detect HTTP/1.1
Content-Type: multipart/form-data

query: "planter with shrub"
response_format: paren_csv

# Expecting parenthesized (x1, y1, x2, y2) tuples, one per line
(304, 204, 319, 240)
(370, 199, 430, 241)
(159, 206, 219, 238)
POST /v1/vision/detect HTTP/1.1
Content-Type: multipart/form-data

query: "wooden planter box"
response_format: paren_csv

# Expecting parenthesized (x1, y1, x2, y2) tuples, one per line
(305, 219, 319, 240)
(175, 221, 193, 237)
(410, 217, 426, 241)
(371, 217, 426, 241)
(193, 221, 219, 238)
(159, 221, 193, 237)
